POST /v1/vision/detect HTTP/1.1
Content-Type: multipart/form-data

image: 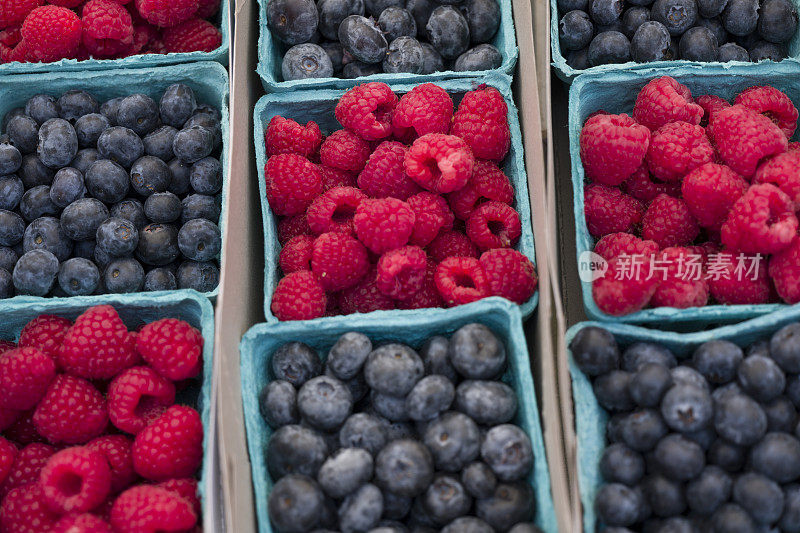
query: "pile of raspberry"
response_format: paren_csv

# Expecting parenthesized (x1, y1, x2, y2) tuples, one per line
(0, 0, 223, 64)
(264, 82, 538, 321)
(0, 305, 206, 532)
(580, 75, 800, 316)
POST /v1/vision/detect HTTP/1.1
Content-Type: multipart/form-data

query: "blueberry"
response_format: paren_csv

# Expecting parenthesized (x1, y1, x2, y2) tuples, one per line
(697, 0, 727, 18)
(772, 323, 800, 373)
(111, 199, 147, 230)
(136, 223, 179, 266)
(420, 44, 443, 74)
(177, 219, 221, 262)
(621, 6, 651, 38)
(25, 95, 60, 126)
(441, 517, 493, 532)
(37, 118, 78, 169)
(96, 217, 139, 258)
(708, 438, 745, 472)
(267, 424, 328, 479)
(378, 7, 417, 42)
(758, 0, 798, 44)
(571, 326, 620, 376)
(0, 247, 17, 272)
(365, 344, 424, 396)
(97, 126, 144, 169)
(426, 6, 470, 59)
(268, 474, 324, 532)
(450, 323, 505, 379)
(193, 104, 222, 123)
(12, 249, 58, 296)
(159, 84, 197, 129)
(455, 380, 516, 425)
(176, 260, 219, 292)
(70, 148, 99, 175)
(600, 443, 645, 486)
(181, 194, 220, 224)
(0, 143, 21, 175)
(316, 447, 373, 499)
(589, 0, 623, 25)
(558, 0, 589, 9)
(339, 483, 383, 532)
(73, 113, 109, 149)
(23, 217, 72, 262)
(722, 0, 757, 36)
(141, 192, 180, 224)
(143, 126, 178, 161)
(371, 390, 409, 421)
(297, 375, 353, 431)
(268, 0, 319, 44)
(454, 462, 496, 501)
(714, 393, 767, 446)
(693, 340, 743, 384)
(131, 155, 172, 197)
(85, 159, 129, 204)
(173, 126, 214, 164)
(402, 375, 455, 422)
(272, 342, 321, 387)
(56, 257, 99, 297)
(630, 363, 673, 407)
(189, 156, 223, 195)
(0, 210, 23, 247)
(183, 114, 222, 150)
(407, 497, 439, 529)
(0, 175, 23, 211)
(605, 414, 625, 443)
(320, 42, 345, 73)
(781, 484, 800, 532)
(406, 0, 436, 37)
(61, 198, 109, 241)
(711, 503, 757, 532)
(375, 439, 434, 497)
(480, 424, 533, 482)
(115, 94, 158, 136)
(100, 97, 124, 125)
(454, 44, 503, 71)
(733, 472, 784, 524)
(423, 411, 480, 472)
(143, 267, 176, 292)
(103, 258, 144, 293)
(788, 375, 800, 409)
(338, 413, 386, 455)
(764, 395, 797, 432)
(671, 366, 710, 392)
(339, 15, 389, 64)
(642, 474, 686, 517)
(651, 0, 698, 35)
(683, 465, 732, 516)
(593, 370, 634, 412)
(419, 336, 458, 382)
(282, 43, 335, 80)
(621, 408, 668, 451)
(49, 168, 85, 208)
(679, 26, 719, 60)
(588, 30, 631, 65)
(750, 432, 800, 483)
(463, 0, 500, 43)
(94, 245, 115, 270)
(168, 159, 192, 196)
(738, 354, 786, 402)
(58, 90, 99, 122)
(342, 61, 384, 78)
(654, 433, 705, 481)
(318, 0, 365, 40)
(6, 115, 39, 154)
(475, 482, 535, 531)
(383, 36, 425, 73)
(508, 524, 543, 533)
(660, 384, 713, 433)
(19, 186, 58, 222)
(421, 474, 471, 525)
(697, 16, 728, 46)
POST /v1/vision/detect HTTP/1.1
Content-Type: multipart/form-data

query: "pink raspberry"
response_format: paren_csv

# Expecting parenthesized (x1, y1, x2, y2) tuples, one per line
(86, 435, 136, 494)
(0, 484, 58, 533)
(0, 437, 16, 487)
(754, 151, 800, 210)
(448, 160, 514, 220)
(335, 82, 398, 141)
(320, 129, 371, 174)
(633, 76, 704, 131)
(695, 94, 730, 131)
(18, 314, 71, 360)
(450, 85, 510, 162)
(407, 192, 455, 247)
(82, 0, 134, 58)
(721, 184, 798, 255)
(427, 229, 479, 262)
(650, 247, 709, 309)
(682, 162, 748, 231)
(40, 446, 111, 514)
(33, 375, 108, 445)
(338, 268, 396, 314)
(579, 113, 650, 186)
(320, 165, 357, 191)
(376, 245, 427, 299)
(53, 514, 113, 533)
(584, 184, 645, 238)
(0, 0, 41, 29)
(108, 366, 176, 435)
(620, 163, 683, 203)
(265, 116, 322, 158)
(136, 318, 203, 381)
(594, 232, 660, 261)
(642, 194, 699, 248)
(358, 141, 421, 200)
(646, 121, 715, 182)
(158, 478, 201, 518)
(735, 85, 798, 139)
(265, 154, 322, 216)
(769, 234, 800, 304)
(306, 186, 366, 235)
(392, 83, 453, 141)
(17, 5, 82, 63)
(132, 405, 203, 481)
(435, 257, 490, 306)
(0, 347, 56, 411)
(708, 251, 774, 305)
(354, 197, 416, 254)
(110, 485, 197, 533)
(1, 443, 55, 498)
(466, 201, 521, 250)
(311, 232, 370, 291)
(278, 234, 314, 274)
(135, 0, 198, 27)
(271, 271, 327, 321)
(405, 133, 475, 194)
(395, 260, 444, 310)
(161, 17, 221, 52)
(592, 256, 658, 316)
(277, 214, 310, 245)
(480, 248, 538, 304)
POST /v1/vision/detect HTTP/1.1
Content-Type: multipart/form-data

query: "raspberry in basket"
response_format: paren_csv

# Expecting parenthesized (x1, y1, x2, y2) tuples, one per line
(108, 366, 176, 434)
(338, 268, 395, 314)
(709, 251, 775, 305)
(0, 0, 41, 29)
(33, 375, 108, 445)
(136, 318, 203, 381)
(592, 255, 658, 316)
(132, 405, 202, 481)
(682, 162, 748, 231)
(335, 82, 398, 142)
(480, 248, 538, 304)
(392, 83, 453, 141)
(770, 234, 800, 304)
(162, 18, 222, 53)
(435, 256, 491, 307)
(395, 260, 443, 310)
(265, 153, 322, 216)
(320, 129, 371, 174)
(426, 229, 479, 262)
(579, 113, 650, 186)
(265, 116, 322, 158)
(53, 514, 112, 533)
(465, 201, 521, 250)
(135, 0, 198, 28)
(735, 85, 798, 139)
(40, 446, 111, 513)
(277, 214, 311, 245)
(358, 141, 421, 201)
(593, 232, 659, 261)
(376, 245, 427, 300)
(306, 186, 366, 235)
(110, 485, 197, 533)
(1, 443, 54, 498)
(278, 234, 314, 274)
(86, 435, 136, 494)
(709, 104, 788, 178)
(450, 85, 510, 162)
(754, 151, 800, 210)
(81, 0, 135, 59)
(311, 232, 370, 291)
(405, 133, 475, 194)
(407, 191, 454, 247)
(18, 315, 71, 360)
(354, 197, 416, 254)
(583, 184, 645, 238)
(448, 160, 514, 221)
(646, 121, 715, 182)
(695, 94, 730, 129)
(641, 194, 699, 248)
(0, 436, 15, 486)
(721, 183, 798, 255)
(621, 163, 682, 203)
(633, 76, 704, 131)
(320, 165, 357, 192)
(0, 484, 58, 533)
(17, 5, 82, 63)
(0, 347, 56, 411)
(650, 247, 709, 309)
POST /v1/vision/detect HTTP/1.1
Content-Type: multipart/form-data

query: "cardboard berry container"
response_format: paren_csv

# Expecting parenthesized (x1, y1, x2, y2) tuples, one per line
(253, 73, 538, 322)
(0, 62, 230, 301)
(239, 297, 557, 533)
(255, 0, 518, 91)
(568, 64, 793, 327)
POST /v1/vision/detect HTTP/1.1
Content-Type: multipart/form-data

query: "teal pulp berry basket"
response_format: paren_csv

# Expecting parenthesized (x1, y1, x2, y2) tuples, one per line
(253, 74, 537, 322)
(255, 0, 518, 91)
(240, 297, 557, 533)
(566, 305, 800, 531)
(568, 63, 799, 327)
(0, 62, 229, 301)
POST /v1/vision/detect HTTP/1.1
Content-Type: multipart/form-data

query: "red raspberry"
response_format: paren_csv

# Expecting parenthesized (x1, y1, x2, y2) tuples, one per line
(17, 5, 82, 62)
(450, 86, 510, 162)
(392, 83, 453, 141)
(108, 366, 176, 435)
(135, 0, 197, 27)
(709, 104, 789, 178)
(633, 76, 704, 131)
(335, 82, 398, 141)
(110, 485, 197, 533)
(650, 247, 709, 309)
(358, 141, 421, 200)
(448, 160, 514, 220)
(641, 194, 699, 248)
(376, 245, 427, 299)
(0, 0, 41, 29)
(579, 113, 650, 186)
(646, 121, 715, 182)
(583, 184, 645, 238)
(395, 260, 444, 310)
(682, 162, 748, 231)
(770, 234, 800, 304)
(125, 22, 158, 56)
(195, 0, 221, 18)
(132, 405, 203, 481)
(265, 154, 323, 216)
(435, 257, 490, 306)
(695, 94, 730, 131)
(735, 85, 798, 139)
(58, 305, 138, 380)
(3, 410, 44, 445)
(320, 165, 357, 191)
(86, 435, 136, 494)
(320, 129, 371, 174)
(592, 255, 658, 316)
(0, 347, 55, 411)
(721, 184, 798, 254)
(158, 478, 201, 518)
(265, 116, 322, 158)
(271, 271, 327, 321)
(278, 234, 314, 274)
(338, 268, 396, 314)
(82, 0, 134, 58)
(136, 318, 203, 381)
(354, 197, 416, 254)
(311, 232, 370, 291)
(162, 17, 221, 52)
(466, 201, 521, 250)
(0, 484, 58, 533)
(754, 151, 800, 209)
(707, 251, 774, 305)
(594, 232, 660, 261)
(53, 513, 113, 533)
(427, 229, 479, 262)
(0, 26, 21, 62)
(277, 214, 311, 245)
(40, 446, 111, 513)
(0, 437, 16, 487)
(0, 407, 19, 432)
(34, 375, 108, 445)
(405, 133, 475, 194)
(480, 248, 538, 304)
(306, 186, 366, 235)
(1, 443, 55, 498)
(407, 192, 454, 247)
(18, 314, 71, 360)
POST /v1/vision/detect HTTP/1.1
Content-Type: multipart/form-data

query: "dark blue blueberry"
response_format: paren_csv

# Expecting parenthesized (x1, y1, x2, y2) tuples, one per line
(19, 186, 58, 222)
(679, 25, 719, 60)
(339, 412, 386, 455)
(182, 114, 222, 150)
(693, 340, 743, 384)
(97, 126, 144, 169)
(130, 155, 171, 197)
(379, 7, 417, 42)
(267, 0, 319, 45)
(136, 223, 179, 266)
(61, 198, 109, 240)
(671, 365, 709, 391)
(318, 0, 365, 40)
(371, 390, 409, 421)
(455, 380, 515, 424)
(454, 44, 503, 71)
(600, 443, 645, 486)
(737, 354, 785, 402)
(0, 268, 11, 298)
(708, 438, 745, 472)
(588, 30, 631, 65)
(375, 439, 434, 497)
(660, 384, 713, 433)
(70, 148, 99, 176)
(50, 167, 85, 208)
(177, 218, 221, 262)
(480, 424, 533, 482)
(0, 175, 23, 211)
(558, 0, 588, 10)
(96, 217, 139, 257)
(168, 159, 192, 196)
(426, 7, 470, 59)
(750, 40, 786, 61)
(142, 126, 177, 161)
(711, 503, 756, 532)
(0, 143, 21, 175)
(143, 267, 177, 292)
(37, 118, 78, 169)
(476, 482, 535, 531)
(297, 374, 353, 431)
(20, 154, 55, 189)
(653, 433, 705, 481)
(621, 6, 650, 38)
(23, 217, 73, 262)
(326, 332, 372, 380)
(189, 156, 222, 195)
(714, 393, 767, 446)
(339, 483, 383, 532)
(268, 474, 324, 532)
(630, 363, 673, 407)
(406, 375, 455, 422)
(420, 42, 445, 74)
(697, 0, 727, 18)
(116, 94, 159, 137)
(406, 0, 436, 37)
(763, 395, 797, 432)
(181, 194, 219, 224)
(2, 108, 26, 132)
(461, 461, 497, 499)
(259, 379, 298, 428)
(282, 43, 336, 80)
(25, 95, 60, 126)
(318, 447, 374, 498)
(99, 97, 124, 125)
(0, 210, 24, 246)
(144, 192, 181, 224)
(685, 465, 731, 516)
(73, 114, 109, 149)
(343, 61, 384, 78)
(423, 411, 480, 472)
(58, 90, 99, 122)
(103, 258, 144, 293)
(111, 199, 147, 230)
(421, 335, 459, 383)
(759, 0, 798, 44)
(652, 0, 698, 35)
(320, 41, 345, 73)
(449, 323, 505, 380)
(771, 323, 800, 373)
(722, 0, 758, 36)
(589, 0, 623, 25)
(441, 517, 493, 532)
(642, 474, 685, 517)
(58, 258, 99, 296)
(176, 260, 219, 292)
(421, 474, 471, 525)
(593, 370, 634, 412)
(6, 115, 39, 154)
(750, 431, 800, 483)
(463, 0, 500, 43)
(781, 484, 800, 532)
(173, 126, 214, 164)
(0, 247, 18, 272)
(383, 36, 425, 73)
(12, 249, 58, 296)
(339, 15, 389, 64)
(159, 84, 197, 129)
(717, 41, 749, 60)
(697, 16, 728, 45)
(621, 408, 668, 451)
(365, 343, 424, 396)
(272, 341, 321, 386)
(85, 159, 130, 204)
(733, 472, 784, 524)
(571, 326, 620, 376)
(560, 10, 595, 51)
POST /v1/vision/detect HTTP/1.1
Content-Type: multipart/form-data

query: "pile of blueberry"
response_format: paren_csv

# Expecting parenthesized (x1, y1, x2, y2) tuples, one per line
(558, 0, 799, 69)
(0, 85, 223, 299)
(261, 325, 541, 533)
(571, 324, 800, 531)
(267, 0, 503, 81)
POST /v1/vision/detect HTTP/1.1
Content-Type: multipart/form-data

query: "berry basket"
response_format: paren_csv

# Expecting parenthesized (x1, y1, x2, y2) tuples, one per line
(254, 74, 537, 322)
(568, 63, 795, 326)
(0, 62, 229, 301)
(255, 0, 518, 91)
(239, 296, 557, 533)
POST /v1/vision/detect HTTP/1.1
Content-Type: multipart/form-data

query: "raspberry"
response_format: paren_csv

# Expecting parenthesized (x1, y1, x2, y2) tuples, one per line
(164, 17, 221, 51)
(0, 437, 16, 487)
(450, 86, 510, 162)
(682, 162, 748, 231)
(320, 129, 371, 174)
(0, 484, 58, 533)
(18, 314, 71, 360)
(708, 251, 775, 305)
(0, 407, 19, 433)
(358, 141, 421, 200)
(82, 0, 134, 58)
(709, 104, 789, 178)
(278, 234, 314, 274)
(158, 478, 201, 518)
(769, 234, 800, 304)
(136, 318, 203, 381)
(592, 255, 658, 316)
(721, 184, 798, 254)
(53, 514, 113, 533)
(1, 443, 55, 498)
(86, 435, 135, 494)
(579, 113, 650, 186)
(392, 83, 453, 141)
(135, 0, 198, 27)
(0, 0, 41, 29)
(40, 446, 111, 513)
(132, 405, 203, 481)
(58, 305, 138, 380)
(480, 248, 538, 304)
(3, 410, 44, 445)
(695, 94, 730, 130)
(338, 268, 396, 314)
(271, 271, 327, 321)
(395, 260, 444, 309)
(126, 22, 156, 56)
(335, 82, 398, 141)
(735, 85, 798, 139)
(311, 232, 370, 291)
(376, 245, 427, 299)
(110, 485, 197, 533)
(427, 229, 478, 262)
(0, 347, 56, 411)
(33, 375, 108, 445)
(593, 232, 660, 261)
(641, 194, 699, 248)
(265, 116, 322, 158)
(108, 366, 176, 435)
(435, 257, 490, 306)
(16, 5, 82, 62)
(407, 192, 454, 247)
(754, 151, 800, 210)
(650, 247, 709, 309)
(646, 121, 715, 182)
(306, 186, 366, 235)
(448, 161, 514, 221)
(405, 133, 475, 194)
(583, 184, 645, 238)
(466, 201, 522, 250)
(265, 154, 322, 216)
(277, 214, 310, 245)
(354, 197, 416, 254)
(633, 76, 704, 131)
(320, 165, 356, 191)
(195, 0, 221, 18)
